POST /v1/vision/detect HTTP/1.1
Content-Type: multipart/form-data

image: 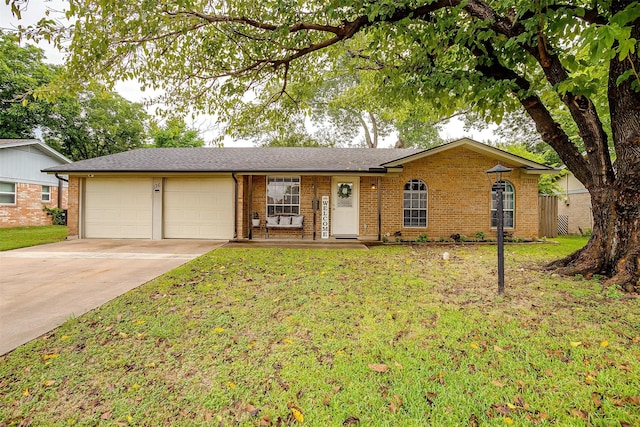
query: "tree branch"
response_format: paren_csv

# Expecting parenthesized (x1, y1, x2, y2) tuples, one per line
(464, 0, 613, 188)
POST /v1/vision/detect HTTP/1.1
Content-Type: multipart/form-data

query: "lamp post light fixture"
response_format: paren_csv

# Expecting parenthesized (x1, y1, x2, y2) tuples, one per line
(486, 164, 513, 296)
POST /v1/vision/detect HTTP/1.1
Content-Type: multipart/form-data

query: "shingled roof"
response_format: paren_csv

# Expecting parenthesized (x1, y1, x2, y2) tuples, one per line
(43, 147, 425, 173)
(42, 139, 557, 174)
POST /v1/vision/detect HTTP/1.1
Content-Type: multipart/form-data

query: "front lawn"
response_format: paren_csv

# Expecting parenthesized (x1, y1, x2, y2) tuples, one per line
(1, 237, 638, 426)
(0, 226, 68, 251)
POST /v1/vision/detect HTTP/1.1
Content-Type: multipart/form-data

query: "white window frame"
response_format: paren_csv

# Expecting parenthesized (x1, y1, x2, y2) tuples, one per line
(42, 185, 51, 202)
(403, 179, 428, 228)
(491, 180, 515, 229)
(0, 181, 16, 205)
(266, 177, 300, 216)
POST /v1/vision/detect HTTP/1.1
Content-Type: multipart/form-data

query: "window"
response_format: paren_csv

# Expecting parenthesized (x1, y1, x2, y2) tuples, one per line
(403, 179, 427, 227)
(491, 181, 515, 228)
(42, 185, 51, 202)
(0, 182, 16, 204)
(267, 177, 300, 216)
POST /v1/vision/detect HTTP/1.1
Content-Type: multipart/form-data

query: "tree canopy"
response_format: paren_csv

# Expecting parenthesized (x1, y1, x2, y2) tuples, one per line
(150, 117, 205, 148)
(0, 32, 149, 160)
(42, 86, 149, 160)
(12, 0, 640, 290)
(0, 32, 55, 138)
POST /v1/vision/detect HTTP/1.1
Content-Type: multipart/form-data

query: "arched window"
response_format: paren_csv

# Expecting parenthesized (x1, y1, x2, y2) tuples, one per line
(403, 179, 427, 227)
(491, 181, 515, 228)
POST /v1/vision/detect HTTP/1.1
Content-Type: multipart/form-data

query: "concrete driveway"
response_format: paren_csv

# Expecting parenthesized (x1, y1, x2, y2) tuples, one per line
(0, 239, 225, 355)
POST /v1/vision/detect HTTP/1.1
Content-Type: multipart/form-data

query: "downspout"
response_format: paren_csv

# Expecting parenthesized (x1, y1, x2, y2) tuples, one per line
(55, 173, 68, 209)
(232, 173, 238, 239)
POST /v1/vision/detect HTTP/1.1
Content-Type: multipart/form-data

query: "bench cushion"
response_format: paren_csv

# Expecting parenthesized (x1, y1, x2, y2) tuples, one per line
(291, 215, 303, 227)
(279, 216, 292, 225)
(266, 216, 279, 226)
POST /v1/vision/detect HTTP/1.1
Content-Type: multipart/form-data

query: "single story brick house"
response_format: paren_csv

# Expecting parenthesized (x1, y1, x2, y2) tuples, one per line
(43, 138, 556, 241)
(1, 139, 70, 228)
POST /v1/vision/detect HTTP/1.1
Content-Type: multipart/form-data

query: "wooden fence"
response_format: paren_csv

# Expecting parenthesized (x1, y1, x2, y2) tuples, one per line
(538, 195, 558, 238)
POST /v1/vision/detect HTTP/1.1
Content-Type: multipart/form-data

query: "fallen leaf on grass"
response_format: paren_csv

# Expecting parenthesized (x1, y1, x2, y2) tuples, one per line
(388, 395, 403, 413)
(42, 353, 58, 360)
(492, 404, 511, 416)
(343, 415, 360, 425)
(570, 408, 588, 420)
(246, 403, 260, 417)
(491, 380, 505, 387)
(570, 341, 582, 347)
(368, 363, 389, 373)
(592, 393, 602, 409)
(43, 380, 55, 387)
(468, 413, 479, 427)
(259, 415, 271, 426)
(600, 340, 609, 347)
(628, 396, 640, 405)
(100, 411, 112, 420)
(289, 406, 303, 423)
(503, 417, 514, 425)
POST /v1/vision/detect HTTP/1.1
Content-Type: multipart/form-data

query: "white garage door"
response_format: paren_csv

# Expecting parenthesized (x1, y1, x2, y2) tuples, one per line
(84, 178, 152, 238)
(163, 177, 234, 239)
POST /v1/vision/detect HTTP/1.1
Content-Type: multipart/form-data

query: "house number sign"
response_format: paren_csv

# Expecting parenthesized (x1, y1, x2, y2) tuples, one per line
(321, 196, 329, 239)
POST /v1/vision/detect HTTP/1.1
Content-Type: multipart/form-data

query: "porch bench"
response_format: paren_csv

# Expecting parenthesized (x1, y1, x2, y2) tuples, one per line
(265, 214, 304, 238)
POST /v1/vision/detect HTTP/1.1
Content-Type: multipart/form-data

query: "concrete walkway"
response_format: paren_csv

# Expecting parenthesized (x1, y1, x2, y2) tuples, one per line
(0, 239, 225, 355)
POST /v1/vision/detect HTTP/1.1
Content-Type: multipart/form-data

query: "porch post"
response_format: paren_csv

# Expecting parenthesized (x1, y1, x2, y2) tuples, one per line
(248, 175, 253, 240)
(377, 177, 382, 241)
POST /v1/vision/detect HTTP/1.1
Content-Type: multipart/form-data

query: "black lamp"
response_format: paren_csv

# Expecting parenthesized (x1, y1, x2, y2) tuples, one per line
(486, 164, 513, 296)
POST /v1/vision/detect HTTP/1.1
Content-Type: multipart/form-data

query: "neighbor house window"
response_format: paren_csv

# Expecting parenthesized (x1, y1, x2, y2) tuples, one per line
(491, 181, 515, 228)
(267, 177, 300, 216)
(41, 185, 51, 202)
(403, 179, 427, 227)
(0, 182, 16, 204)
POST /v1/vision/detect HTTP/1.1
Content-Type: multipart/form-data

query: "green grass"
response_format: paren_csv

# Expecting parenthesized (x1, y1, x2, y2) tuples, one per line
(0, 226, 68, 251)
(1, 236, 639, 426)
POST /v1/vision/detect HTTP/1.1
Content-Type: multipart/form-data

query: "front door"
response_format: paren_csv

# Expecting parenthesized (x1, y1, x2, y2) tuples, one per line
(332, 176, 359, 236)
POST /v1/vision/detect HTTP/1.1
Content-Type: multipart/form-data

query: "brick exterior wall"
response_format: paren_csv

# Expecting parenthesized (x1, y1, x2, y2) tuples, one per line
(558, 192, 593, 234)
(0, 182, 68, 228)
(378, 147, 539, 240)
(67, 177, 80, 238)
(239, 147, 540, 240)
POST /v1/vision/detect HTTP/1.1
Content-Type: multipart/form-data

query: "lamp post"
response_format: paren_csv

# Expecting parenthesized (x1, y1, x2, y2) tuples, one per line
(486, 164, 513, 296)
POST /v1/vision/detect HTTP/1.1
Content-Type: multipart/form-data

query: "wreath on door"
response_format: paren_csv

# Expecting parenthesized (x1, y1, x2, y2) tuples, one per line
(337, 183, 352, 199)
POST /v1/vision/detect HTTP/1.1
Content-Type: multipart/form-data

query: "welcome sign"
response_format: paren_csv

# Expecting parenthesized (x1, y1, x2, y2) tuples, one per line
(321, 196, 329, 239)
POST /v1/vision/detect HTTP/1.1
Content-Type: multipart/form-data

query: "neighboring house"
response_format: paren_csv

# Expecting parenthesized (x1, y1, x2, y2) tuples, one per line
(0, 139, 71, 228)
(556, 170, 593, 234)
(44, 138, 557, 241)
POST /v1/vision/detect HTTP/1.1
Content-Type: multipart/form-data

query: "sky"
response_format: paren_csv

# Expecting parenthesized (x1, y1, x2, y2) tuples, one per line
(0, 0, 496, 147)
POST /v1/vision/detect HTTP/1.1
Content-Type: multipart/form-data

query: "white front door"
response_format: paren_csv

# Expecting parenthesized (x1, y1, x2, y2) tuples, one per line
(332, 176, 359, 236)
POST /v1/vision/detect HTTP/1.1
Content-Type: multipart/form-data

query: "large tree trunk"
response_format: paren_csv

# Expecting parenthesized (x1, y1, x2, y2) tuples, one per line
(548, 186, 640, 291)
(547, 1, 640, 291)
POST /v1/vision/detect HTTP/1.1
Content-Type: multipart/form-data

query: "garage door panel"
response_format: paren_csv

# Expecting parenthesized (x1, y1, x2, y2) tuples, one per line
(85, 178, 152, 239)
(164, 178, 233, 239)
